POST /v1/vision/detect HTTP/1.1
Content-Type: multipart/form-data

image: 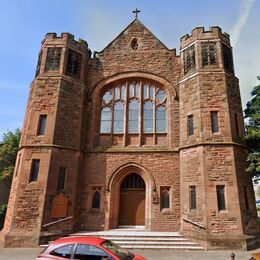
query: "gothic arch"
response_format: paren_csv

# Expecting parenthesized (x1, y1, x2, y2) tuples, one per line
(91, 72, 177, 148)
(105, 161, 155, 229)
(106, 162, 156, 192)
(92, 71, 177, 100)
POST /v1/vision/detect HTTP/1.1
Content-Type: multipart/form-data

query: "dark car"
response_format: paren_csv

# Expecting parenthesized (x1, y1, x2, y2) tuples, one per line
(36, 236, 146, 260)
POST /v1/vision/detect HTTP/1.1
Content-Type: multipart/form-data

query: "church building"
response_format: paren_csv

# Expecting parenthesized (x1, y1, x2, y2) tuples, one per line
(0, 17, 258, 249)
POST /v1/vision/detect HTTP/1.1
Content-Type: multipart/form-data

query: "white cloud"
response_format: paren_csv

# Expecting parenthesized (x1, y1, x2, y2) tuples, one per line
(230, 0, 256, 46)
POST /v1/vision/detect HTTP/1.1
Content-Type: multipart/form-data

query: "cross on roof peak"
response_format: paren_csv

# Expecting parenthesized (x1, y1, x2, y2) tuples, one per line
(132, 8, 140, 19)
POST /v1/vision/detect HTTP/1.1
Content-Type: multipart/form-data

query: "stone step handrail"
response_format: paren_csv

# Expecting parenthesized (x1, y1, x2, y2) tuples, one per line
(42, 216, 73, 228)
(183, 217, 206, 229)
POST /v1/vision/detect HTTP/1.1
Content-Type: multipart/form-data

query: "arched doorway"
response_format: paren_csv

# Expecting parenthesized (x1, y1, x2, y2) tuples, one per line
(119, 173, 146, 226)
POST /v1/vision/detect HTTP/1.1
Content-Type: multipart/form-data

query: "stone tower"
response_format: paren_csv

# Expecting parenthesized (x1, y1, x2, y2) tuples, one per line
(0, 33, 90, 246)
(179, 27, 258, 248)
(0, 20, 258, 249)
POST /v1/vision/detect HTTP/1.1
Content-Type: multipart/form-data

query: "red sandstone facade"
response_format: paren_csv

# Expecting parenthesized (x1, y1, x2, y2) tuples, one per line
(0, 19, 258, 249)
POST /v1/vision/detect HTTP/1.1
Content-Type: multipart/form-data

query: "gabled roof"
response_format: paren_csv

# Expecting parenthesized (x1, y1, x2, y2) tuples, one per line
(96, 18, 173, 54)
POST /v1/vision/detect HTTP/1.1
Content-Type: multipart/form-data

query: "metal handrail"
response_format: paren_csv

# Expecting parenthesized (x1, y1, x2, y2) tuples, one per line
(183, 217, 206, 229)
(42, 216, 73, 228)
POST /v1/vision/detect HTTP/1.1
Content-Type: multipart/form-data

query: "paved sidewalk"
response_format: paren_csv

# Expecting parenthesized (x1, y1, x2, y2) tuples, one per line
(0, 248, 259, 260)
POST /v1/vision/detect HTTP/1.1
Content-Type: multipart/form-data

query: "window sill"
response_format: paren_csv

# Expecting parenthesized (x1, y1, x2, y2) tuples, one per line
(160, 208, 172, 214)
(218, 210, 228, 214)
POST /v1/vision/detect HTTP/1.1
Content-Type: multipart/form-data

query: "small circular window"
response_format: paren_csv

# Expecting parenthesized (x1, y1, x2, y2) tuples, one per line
(131, 38, 138, 50)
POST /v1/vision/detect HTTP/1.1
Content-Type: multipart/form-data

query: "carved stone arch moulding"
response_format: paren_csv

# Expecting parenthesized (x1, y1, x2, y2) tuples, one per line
(91, 71, 177, 101)
(106, 161, 156, 192)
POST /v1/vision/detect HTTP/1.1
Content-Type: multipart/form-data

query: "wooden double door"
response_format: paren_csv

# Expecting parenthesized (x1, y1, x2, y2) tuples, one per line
(119, 173, 145, 226)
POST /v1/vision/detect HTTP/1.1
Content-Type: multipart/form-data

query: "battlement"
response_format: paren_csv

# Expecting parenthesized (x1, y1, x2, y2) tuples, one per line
(180, 26, 230, 49)
(41, 32, 91, 55)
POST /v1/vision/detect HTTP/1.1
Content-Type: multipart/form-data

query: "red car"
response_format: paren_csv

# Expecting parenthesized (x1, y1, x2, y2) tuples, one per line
(37, 236, 146, 260)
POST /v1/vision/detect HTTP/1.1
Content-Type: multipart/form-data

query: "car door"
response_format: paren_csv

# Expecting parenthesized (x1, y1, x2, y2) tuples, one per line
(72, 244, 114, 260)
(47, 244, 75, 259)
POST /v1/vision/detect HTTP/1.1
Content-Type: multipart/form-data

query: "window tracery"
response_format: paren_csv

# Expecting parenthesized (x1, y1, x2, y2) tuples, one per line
(66, 49, 82, 78)
(201, 42, 217, 66)
(99, 80, 167, 145)
(45, 47, 62, 71)
(183, 45, 195, 74)
(131, 38, 138, 50)
(222, 44, 234, 74)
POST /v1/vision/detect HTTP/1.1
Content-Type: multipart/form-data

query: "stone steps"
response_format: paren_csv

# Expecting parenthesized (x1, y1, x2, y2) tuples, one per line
(69, 229, 204, 250)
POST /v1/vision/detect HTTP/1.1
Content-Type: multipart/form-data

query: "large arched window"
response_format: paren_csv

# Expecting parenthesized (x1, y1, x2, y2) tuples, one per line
(99, 80, 167, 146)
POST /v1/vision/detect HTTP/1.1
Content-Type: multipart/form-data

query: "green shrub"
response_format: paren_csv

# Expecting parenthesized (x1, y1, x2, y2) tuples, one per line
(0, 204, 7, 230)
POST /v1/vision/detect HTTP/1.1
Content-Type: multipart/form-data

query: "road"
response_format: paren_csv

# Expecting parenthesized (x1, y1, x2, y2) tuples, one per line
(0, 248, 259, 260)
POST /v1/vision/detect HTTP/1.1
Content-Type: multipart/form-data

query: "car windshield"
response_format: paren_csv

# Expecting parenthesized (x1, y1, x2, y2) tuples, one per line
(101, 240, 134, 260)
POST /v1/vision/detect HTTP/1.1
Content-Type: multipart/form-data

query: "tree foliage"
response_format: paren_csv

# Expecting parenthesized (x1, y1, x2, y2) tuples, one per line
(244, 76, 260, 177)
(0, 129, 21, 188)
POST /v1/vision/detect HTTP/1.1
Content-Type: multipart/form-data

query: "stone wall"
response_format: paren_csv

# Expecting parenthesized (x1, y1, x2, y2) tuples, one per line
(79, 152, 180, 231)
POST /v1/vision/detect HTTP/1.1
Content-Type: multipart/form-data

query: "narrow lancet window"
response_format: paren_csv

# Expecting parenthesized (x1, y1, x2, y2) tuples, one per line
(100, 107, 112, 133)
(29, 159, 40, 183)
(92, 190, 101, 209)
(161, 188, 170, 210)
(143, 101, 154, 133)
(37, 115, 47, 136)
(217, 185, 226, 211)
(187, 114, 194, 136)
(156, 106, 166, 132)
(57, 167, 66, 191)
(128, 99, 139, 133)
(211, 111, 219, 133)
(190, 186, 196, 210)
(113, 101, 125, 133)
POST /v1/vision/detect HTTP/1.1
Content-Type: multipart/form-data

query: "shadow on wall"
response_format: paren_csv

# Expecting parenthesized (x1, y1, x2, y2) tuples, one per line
(0, 182, 10, 230)
(0, 204, 7, 230)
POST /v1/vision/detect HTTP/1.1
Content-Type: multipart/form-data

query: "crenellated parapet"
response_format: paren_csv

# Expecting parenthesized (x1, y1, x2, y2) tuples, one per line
(180, 26, 230, 49)
(180, 26, 234, 78)
(35, 33, 91, 80)
(42, 33, 91, 55)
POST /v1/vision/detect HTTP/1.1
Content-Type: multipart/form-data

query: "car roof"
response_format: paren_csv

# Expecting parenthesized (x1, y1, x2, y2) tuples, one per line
(52, 236, 107, 245)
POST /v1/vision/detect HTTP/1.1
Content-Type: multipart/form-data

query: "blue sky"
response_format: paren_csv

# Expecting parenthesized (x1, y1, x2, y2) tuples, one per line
(0, 0, 259, 140)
